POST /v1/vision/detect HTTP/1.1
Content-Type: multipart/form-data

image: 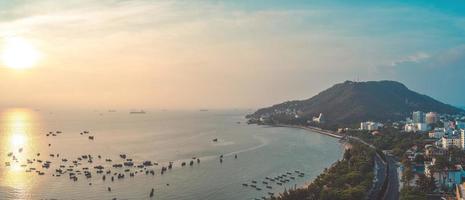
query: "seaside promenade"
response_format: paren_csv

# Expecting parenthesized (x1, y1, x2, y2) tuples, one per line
(274, 124, 344, 139)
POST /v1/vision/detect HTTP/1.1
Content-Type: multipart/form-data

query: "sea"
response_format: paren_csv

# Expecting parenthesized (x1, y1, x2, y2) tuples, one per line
(0, 108, 343, 200)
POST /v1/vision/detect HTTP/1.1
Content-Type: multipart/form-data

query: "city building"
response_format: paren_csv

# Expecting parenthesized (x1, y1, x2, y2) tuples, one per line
(462, 129, 465, 150)
(457, 121, 465, 130)
(424, 144, 445, 158)
(404, 123, 429, 133)
(360, 121, 384, 131)
(426, 162, 465, 190)
(455, 182, 465, 200)
(445, 121, 456, 130)
(417, 123, 429, 132)
(442, 165, 465, 189)
(441, 136, 462, 149)
(429, 128, 446, 139)
(426, 112, 438, 124)
(413, 111, 425, 123)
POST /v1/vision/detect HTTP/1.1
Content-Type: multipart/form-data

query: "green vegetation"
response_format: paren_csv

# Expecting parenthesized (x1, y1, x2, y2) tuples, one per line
(346, 127, 428, 157)
(347, 127, 438, 199)
(272, 142, 374, 200)
(248, 80, 463, 127)
(400, 186, 427, 200)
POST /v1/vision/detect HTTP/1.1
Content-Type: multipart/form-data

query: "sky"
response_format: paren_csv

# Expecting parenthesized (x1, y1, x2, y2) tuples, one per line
(0, 0, 464, 110)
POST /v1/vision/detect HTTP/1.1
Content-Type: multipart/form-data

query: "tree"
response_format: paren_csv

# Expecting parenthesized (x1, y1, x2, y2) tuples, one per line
(416, 174, 437, 193)
(400, 186, 427, 200)
(414, 154, 425, 164)
(344, 149, 352, 170)
(402, 166, 414, 187)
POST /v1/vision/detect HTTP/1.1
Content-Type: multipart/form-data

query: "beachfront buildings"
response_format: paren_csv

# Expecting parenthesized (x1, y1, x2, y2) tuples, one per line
(360, 121, 383, 131)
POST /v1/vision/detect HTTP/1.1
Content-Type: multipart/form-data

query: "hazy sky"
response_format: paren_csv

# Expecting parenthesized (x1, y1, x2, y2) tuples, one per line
(1, 0, 464, 109)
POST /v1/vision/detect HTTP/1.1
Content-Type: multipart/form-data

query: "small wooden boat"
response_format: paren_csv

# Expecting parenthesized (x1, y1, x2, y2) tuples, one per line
(150, 188, 154, 197)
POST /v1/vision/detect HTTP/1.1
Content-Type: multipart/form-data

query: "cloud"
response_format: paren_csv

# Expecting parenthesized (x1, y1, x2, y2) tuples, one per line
(390, 52, 430, 66)
(380, 45, 465, 106)
(1, 0, 465, 109)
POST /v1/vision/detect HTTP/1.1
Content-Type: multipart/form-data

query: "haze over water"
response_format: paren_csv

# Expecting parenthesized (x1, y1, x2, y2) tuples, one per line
(0, 109, 342, 200)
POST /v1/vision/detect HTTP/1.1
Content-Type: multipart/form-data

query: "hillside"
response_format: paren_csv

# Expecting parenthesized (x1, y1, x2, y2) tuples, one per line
(247, 80, 463, 127)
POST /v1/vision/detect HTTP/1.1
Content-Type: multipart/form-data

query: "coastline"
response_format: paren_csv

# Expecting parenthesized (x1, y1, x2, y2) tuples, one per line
(268, 124, 348, 191)
(271, 124, 344, 139)
(267, 123, 389, 199)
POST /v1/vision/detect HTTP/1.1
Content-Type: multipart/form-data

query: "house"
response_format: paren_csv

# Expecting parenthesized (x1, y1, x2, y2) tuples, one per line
(429, 128, 446, 139)
(426, 163, 465, 189)
(441, 136, 461, 149)
(442, 165, 465, 189)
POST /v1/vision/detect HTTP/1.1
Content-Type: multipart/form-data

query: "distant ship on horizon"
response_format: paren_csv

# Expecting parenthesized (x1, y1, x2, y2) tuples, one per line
(130, 110, 146, 114)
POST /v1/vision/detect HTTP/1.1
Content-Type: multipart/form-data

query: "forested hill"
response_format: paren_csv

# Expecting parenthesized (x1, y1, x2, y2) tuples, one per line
(247, 80, 463, 127)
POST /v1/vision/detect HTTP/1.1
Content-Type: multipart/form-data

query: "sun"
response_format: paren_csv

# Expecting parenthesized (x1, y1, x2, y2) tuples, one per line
(1, 37, 41, 69)
(11, 134, 26, 146)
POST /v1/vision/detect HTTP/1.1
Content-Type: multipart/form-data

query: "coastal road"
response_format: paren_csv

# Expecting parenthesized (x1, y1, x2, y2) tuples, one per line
(347, 136, 399, 200)
(367, 154, 387, 200)
(384, 155, 400, 200)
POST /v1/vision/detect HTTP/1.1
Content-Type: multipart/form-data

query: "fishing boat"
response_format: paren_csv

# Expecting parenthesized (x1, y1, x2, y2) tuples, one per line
(130, 110, 146, 114)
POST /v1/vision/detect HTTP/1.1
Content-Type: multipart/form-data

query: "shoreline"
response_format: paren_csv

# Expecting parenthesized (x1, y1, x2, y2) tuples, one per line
(266, 123, 388, 199)
(267, 124, 348, 191)
(271, 124, 344, 139)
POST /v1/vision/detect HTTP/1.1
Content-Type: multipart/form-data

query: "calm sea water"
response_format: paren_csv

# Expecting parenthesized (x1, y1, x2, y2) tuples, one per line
(0, 109, 342, 200)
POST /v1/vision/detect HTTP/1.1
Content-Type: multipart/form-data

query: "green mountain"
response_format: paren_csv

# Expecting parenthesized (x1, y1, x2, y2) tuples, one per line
(247, 80, 463, 127)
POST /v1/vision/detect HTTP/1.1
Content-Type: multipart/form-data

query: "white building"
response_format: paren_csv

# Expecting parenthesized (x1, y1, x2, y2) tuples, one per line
(360, 121, 384, 131)
(404, 123, 429, 133)
(417, 123, 429, 132)
(429, 128, 446, 139)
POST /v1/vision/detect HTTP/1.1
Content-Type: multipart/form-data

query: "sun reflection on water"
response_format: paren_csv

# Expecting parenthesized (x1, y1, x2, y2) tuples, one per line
(0, 108, 40, 192)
